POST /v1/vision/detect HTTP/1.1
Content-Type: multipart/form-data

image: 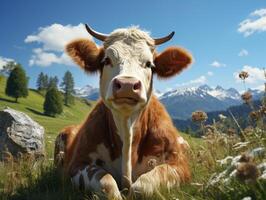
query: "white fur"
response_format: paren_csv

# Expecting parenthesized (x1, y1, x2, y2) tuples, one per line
(99, 28, 156, 190)
(88, 143, 121, 181)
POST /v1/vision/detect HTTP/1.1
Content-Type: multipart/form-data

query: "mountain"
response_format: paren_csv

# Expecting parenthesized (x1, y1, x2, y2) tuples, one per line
(74, 85, 99, 101)
(74, 86, 163, 100)
(74, 84, 264, 119)
(173, 99, 263, 133)
(159, 84, 263, 119)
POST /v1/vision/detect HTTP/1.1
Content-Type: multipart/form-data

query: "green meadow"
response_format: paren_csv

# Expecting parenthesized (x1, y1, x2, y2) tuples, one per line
(0, 75, 265, 200)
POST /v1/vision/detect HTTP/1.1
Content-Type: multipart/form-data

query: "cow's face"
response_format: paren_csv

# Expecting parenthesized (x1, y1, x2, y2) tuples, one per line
(100, 30, 155, 114)
(66, 26, 192, 114)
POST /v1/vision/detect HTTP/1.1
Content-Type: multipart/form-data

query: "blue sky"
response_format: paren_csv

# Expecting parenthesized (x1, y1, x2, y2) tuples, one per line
(0, 0, 265, 92)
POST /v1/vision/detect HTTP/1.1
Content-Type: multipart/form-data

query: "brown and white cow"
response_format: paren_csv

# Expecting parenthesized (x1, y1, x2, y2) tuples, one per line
(54, 25, 192, 199)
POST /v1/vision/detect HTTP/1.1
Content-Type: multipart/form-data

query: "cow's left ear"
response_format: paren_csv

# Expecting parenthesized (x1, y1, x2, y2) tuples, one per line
(154, 47, 193, 78)
(66, 39, 104, 73)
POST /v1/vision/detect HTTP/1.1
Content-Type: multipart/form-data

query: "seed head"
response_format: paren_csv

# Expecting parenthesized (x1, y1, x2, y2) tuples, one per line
(241, 91, 252, 104)
(239, 71, 249, 80)
(192, 111, 208, 122)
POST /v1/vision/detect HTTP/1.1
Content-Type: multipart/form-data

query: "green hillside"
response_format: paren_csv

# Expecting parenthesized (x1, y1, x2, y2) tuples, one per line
(0, 76, 94, 157)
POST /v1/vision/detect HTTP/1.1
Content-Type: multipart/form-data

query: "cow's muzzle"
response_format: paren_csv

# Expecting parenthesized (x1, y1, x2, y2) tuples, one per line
(112, 77, 142, 105)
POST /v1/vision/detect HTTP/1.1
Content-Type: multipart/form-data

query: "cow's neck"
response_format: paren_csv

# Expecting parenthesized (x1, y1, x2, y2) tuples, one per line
(111, 109, 141, 190)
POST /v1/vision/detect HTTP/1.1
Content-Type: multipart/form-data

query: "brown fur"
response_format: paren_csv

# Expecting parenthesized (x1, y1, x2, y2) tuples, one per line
(57, 28, 192, 195)
(55, 95, 190, 182)
(66, 39, 104, 72)
(154, 47, 193, 78)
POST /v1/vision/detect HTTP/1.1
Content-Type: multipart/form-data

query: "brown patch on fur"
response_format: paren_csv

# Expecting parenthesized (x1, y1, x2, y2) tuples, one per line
(131, 95, 191, 182)
(54, 125, 80, 170)
(65, 39, 104, 72)
(65, 101, 122, 176)
(58, 95, 190, 183)
(154, 47, 193, 78)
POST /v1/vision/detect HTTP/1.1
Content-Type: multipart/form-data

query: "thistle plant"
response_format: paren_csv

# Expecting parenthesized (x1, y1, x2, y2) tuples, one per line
(192, 110, 208, 136)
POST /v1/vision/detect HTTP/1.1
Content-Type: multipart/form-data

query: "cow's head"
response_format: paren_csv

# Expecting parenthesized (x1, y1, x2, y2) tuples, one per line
(66, 25, 192, 115)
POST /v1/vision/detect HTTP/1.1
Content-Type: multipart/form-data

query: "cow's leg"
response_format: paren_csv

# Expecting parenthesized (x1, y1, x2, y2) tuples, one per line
(132, 164, 184, 197)
(71, 165, 122, 200)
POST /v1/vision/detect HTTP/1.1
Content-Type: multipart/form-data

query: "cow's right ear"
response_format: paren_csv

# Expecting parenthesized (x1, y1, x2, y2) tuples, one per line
(66, 39, 104, 73)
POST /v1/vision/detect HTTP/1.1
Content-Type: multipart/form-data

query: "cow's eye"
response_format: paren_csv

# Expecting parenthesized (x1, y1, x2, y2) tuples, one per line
(145, 61, 154, 68)
(103, 57, 112, 66)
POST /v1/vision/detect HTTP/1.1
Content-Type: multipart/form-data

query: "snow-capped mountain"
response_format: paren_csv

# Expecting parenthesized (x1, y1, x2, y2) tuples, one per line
(74, 85, 99, 100)
(160, 84, 263, 119)
(74, 86, 164, 99)
(74, 84, 263, 119)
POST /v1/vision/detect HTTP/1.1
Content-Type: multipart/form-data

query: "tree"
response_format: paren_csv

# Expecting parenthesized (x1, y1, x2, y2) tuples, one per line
(43, 87, 63, 117)
(36, 72, 45, 90)
(48, 76, 59, 89)
(61, 71, 75, 106)
(43, 74, 49, 90)
(5, 63, 28, 102)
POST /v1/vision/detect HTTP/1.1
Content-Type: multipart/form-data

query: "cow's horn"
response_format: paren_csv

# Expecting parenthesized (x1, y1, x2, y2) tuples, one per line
(85, 24, 108, 41)
(154, 31, 175, 45)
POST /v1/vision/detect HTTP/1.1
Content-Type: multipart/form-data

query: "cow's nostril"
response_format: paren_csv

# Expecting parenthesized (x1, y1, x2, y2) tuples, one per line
(133, 81, 141, 91)
(114, 79, 121, 90)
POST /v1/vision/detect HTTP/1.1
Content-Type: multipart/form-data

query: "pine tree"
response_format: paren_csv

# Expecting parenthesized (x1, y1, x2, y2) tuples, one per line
(43, 74, 49, 90)
(43, 87, 63, 117)
(61, 71, 75, 106)
(36, 72, 45, 90)
(5, 64, 28, 102)
(48, 76, 59, 89)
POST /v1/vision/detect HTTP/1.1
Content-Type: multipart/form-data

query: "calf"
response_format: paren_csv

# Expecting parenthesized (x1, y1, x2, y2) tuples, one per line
(54, 25, 192, 199)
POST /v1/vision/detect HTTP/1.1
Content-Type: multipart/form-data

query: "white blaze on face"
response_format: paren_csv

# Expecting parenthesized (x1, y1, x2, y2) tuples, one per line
(100, 32, 154, 112)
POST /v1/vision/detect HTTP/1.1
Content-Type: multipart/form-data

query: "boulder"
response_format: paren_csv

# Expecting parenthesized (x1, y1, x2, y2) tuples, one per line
(0, 107, 45, 160)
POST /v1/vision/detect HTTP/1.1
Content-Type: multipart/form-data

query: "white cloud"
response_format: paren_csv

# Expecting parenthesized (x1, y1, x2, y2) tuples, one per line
(238, 49, 249, 57)
(25, 23, 91, 52)
(176, 75, 207, 88)
(189, 76, 207, 84)
(253, 84, 265, 91)
(25, 23, 93, 67)
(234, 65, 265, 84)
(207, 71, 213, 76)
(210, 60, 226, 68)
(238, 8, 266, 37)
(29, 48, 73, 67)
(0, 56, 14, 70)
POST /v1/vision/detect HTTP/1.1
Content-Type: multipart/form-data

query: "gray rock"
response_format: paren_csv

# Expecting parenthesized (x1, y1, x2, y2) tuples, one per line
(0, 107, 45, 160)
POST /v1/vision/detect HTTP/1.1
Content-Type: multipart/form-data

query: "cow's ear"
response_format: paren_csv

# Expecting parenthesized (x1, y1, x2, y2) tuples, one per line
(66, 39, 104, 73)
(154, 47, 192, 78)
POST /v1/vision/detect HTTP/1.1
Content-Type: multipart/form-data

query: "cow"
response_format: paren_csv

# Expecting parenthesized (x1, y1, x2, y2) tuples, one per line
(54, 24, 193, 199)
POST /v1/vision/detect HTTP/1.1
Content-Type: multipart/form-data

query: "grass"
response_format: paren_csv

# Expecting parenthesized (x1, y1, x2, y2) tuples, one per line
(0, 75, 265, 200)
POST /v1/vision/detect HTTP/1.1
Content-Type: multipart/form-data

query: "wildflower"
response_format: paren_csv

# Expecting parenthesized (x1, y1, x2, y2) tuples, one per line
(238, 153, 253, 163)
(241, 91, 252, 104)
(218, 114, 227, 120)
(191, 111, 208, 122)
(249, 111, 261, 121)
(239, 71, 249, 80)
(236, 162, 259, 182)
